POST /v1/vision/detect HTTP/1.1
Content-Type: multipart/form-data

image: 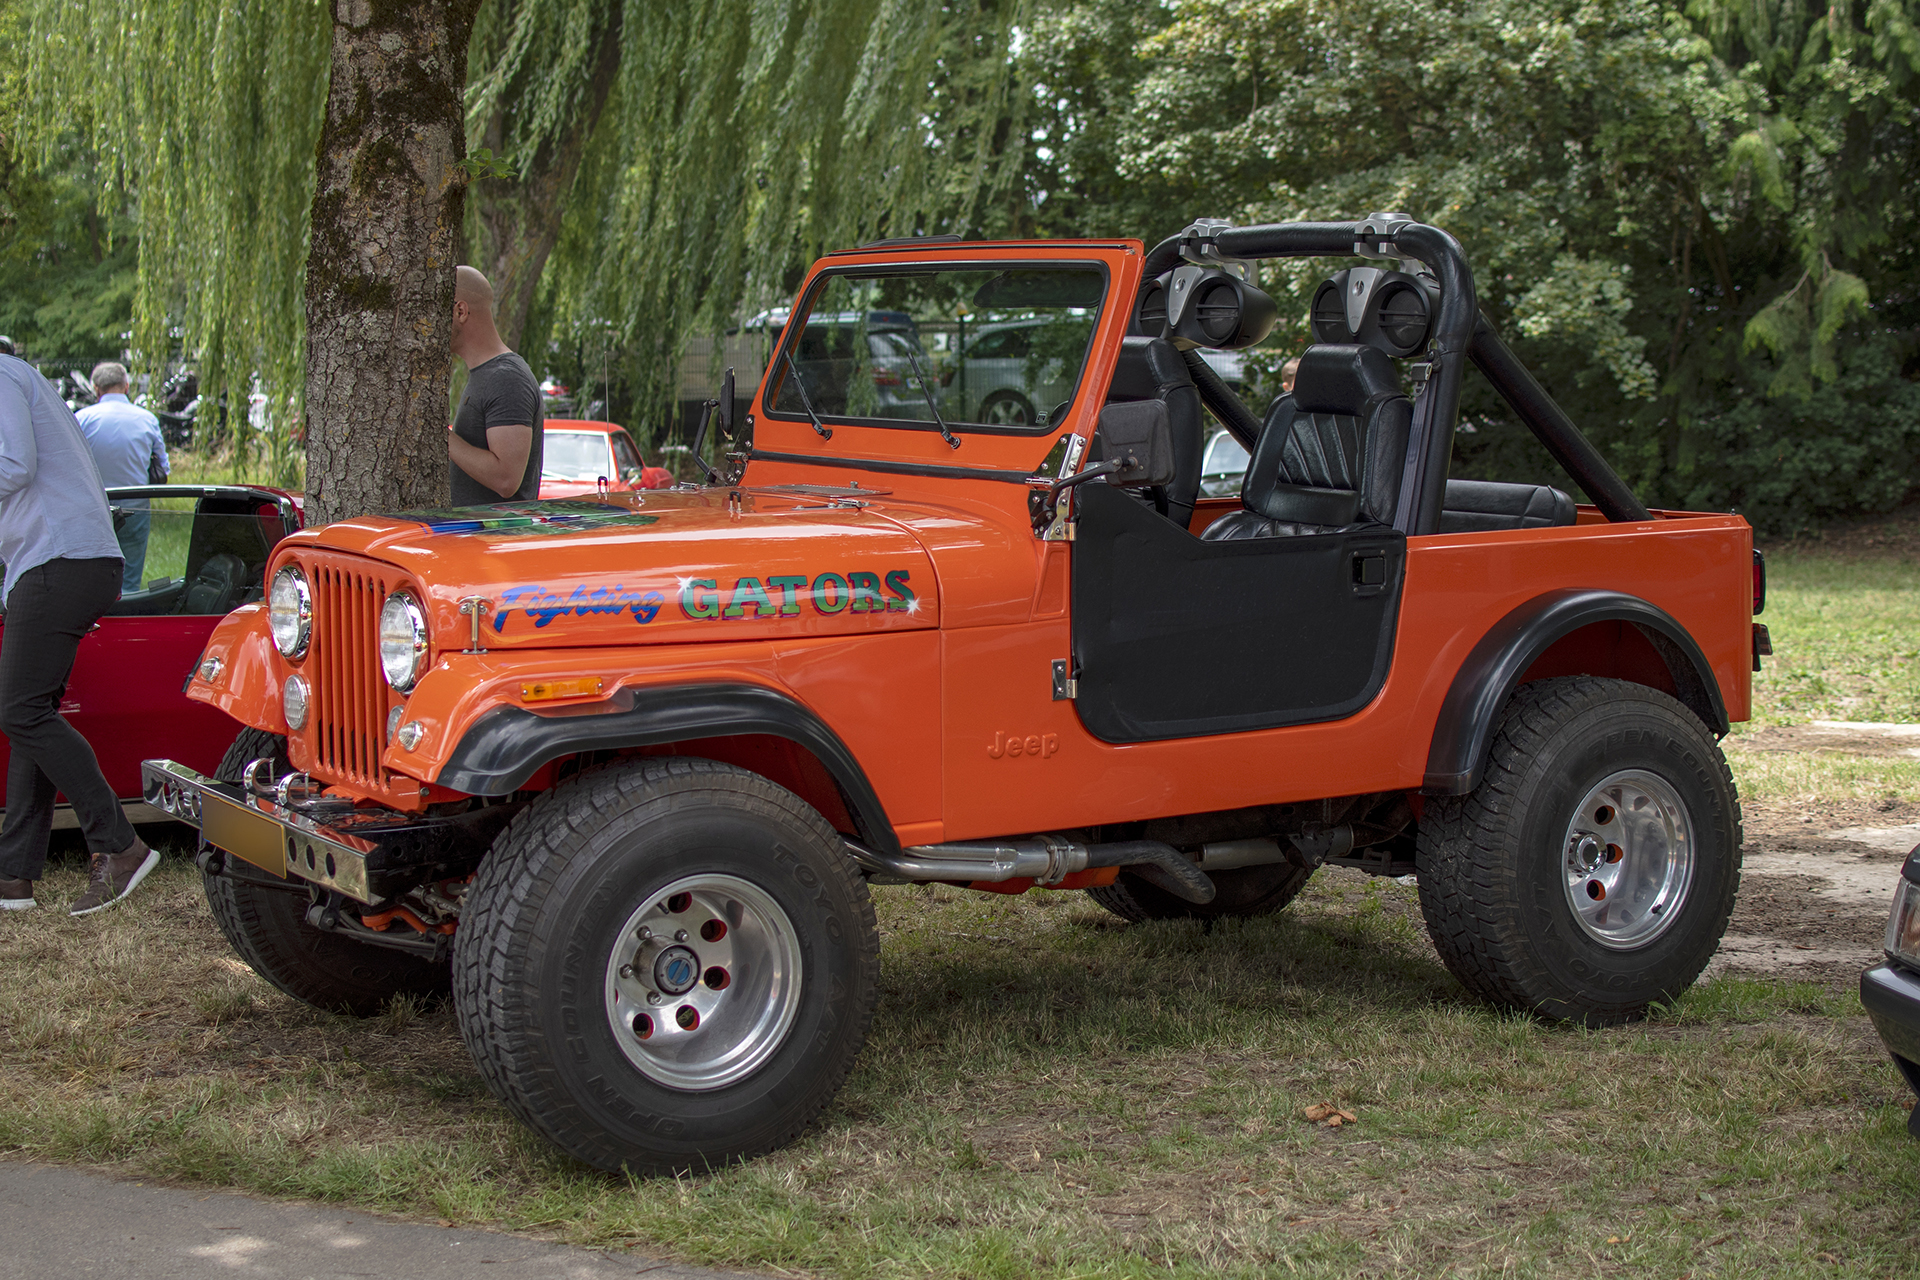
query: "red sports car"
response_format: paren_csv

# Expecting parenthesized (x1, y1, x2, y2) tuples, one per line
(0, 483, 302, 828)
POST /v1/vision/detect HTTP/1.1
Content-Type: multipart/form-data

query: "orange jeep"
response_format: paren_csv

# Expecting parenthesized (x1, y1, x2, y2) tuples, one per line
(146, 217, 1766, 1173)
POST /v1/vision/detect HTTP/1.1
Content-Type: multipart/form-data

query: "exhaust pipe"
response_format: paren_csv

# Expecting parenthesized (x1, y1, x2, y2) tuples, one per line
(846, 835, 1216, 904)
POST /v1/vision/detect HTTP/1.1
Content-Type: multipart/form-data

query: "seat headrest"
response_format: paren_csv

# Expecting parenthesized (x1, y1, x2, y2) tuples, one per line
(1107, 335, 1194, 401)
(1292, 345, 1401, 416)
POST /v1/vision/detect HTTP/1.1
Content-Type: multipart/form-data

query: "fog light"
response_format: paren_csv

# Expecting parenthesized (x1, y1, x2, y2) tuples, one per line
(283, 674, 310, 731)
(197, 656, 224, 683)
(395, 720, 425, 751)
(386, 705, 405, 745)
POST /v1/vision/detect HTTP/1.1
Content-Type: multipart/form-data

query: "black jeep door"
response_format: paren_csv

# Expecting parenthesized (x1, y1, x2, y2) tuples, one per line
(1068, 483, 1406, 743)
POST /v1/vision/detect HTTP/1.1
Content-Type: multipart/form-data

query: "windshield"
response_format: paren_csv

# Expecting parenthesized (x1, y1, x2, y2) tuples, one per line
(542, 431, 611, 481)
(769, 265, 1106, 433)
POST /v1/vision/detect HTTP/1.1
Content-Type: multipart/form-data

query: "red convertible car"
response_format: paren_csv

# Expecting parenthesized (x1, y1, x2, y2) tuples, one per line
(0, 484, 302, 828)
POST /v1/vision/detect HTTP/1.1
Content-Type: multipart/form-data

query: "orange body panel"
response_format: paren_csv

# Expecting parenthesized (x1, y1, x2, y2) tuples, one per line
(190, 238, 1756, 856)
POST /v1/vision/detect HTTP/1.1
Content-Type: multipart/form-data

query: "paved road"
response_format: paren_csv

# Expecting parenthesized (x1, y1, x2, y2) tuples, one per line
(0, 1160, 768, 1279)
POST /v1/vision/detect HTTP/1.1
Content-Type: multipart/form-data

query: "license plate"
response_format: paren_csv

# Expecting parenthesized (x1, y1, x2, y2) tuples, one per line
(201, 791, 288, 878)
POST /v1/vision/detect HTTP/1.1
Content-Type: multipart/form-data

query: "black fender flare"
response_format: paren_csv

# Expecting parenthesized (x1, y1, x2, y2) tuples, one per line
(436, 682, 900, 854)
(1422, 589, 1729, 796)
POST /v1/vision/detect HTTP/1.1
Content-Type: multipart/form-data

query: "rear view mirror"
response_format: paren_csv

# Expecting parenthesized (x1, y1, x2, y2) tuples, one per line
(718, 367, 736, 439)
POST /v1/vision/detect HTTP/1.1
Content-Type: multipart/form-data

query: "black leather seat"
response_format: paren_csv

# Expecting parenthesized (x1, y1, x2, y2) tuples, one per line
(1440, 479, 1577, 532)
(180, 551, 248, 615)
(1105, 336, 1203, 528)
(1203, 345, 1412, 540)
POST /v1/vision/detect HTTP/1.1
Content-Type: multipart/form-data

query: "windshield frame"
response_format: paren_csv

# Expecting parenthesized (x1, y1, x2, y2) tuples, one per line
(761, 259, 1113, 439)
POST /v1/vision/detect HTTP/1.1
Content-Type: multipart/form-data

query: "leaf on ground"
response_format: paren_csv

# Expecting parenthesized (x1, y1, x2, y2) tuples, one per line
(1302, 1102, 1356, 1126)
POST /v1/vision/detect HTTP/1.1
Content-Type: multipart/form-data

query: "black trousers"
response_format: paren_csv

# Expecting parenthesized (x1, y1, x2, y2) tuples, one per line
(0, 557, 133, 880)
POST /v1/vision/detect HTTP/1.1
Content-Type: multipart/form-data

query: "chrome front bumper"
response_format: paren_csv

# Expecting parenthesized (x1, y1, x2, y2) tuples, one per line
(141, 759, 511, 906)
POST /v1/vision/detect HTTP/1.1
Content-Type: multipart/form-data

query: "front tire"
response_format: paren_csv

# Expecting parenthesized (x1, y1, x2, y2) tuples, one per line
(203, 729, 451, 1015)
(451, 757, 880, 1173)
(1416, 677, 1741, 1025)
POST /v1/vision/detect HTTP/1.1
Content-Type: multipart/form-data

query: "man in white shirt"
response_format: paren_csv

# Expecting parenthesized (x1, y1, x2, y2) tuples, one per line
(75, 361, 169, 594)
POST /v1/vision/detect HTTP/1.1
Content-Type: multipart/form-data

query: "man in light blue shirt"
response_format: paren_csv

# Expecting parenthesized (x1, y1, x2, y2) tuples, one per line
(0, 353, 156, 915)
(76, 362, 169, 593)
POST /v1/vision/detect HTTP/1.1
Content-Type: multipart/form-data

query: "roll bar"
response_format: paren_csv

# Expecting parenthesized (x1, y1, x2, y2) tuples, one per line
(1140, 219, 1649, 531)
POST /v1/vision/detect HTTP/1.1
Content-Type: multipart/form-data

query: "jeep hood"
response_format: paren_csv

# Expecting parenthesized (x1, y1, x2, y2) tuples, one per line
(281, 491, 938, 648)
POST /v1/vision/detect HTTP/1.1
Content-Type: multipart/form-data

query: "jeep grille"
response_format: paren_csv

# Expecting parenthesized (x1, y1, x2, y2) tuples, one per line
(303, 553, 402, 798)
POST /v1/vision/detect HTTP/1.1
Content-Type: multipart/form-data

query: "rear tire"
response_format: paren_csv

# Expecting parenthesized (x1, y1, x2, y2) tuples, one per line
(1087, 861, 1313, 922)
(451, 756, 880, 1173)
(202, 729, 450, 1016)
(1415, 677, 1741, 1025)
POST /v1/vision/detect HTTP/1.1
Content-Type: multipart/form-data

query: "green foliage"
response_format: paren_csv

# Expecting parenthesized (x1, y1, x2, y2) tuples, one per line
(0, 0, 135, 362)
(1020, 0, 1920, 532)
(19, 0, 329, 479)
(535, 0, 1032, 435)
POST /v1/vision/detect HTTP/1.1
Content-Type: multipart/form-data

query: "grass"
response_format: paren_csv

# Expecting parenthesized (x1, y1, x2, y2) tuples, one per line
(1, 848, 1914, 1278)
(1751, 535, 1920, 729)
(2, 495, 1917, 1276)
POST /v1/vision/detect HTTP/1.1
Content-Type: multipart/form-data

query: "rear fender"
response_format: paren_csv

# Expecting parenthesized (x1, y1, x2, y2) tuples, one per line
(1423, 589, 1727, 796)
(436, 683, 898, 854)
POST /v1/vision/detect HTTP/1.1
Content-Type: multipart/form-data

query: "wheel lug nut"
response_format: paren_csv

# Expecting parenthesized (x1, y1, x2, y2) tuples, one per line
(647, 991, 662, 1005)
(619, 964, 634, 979)
(636, 926, 652, 941)
(675, 929, 689, 943)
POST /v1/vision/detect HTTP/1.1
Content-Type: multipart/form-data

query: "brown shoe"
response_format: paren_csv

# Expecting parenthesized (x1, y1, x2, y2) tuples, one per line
(70, 839, 159, 916)
(0, 877, 33, 911)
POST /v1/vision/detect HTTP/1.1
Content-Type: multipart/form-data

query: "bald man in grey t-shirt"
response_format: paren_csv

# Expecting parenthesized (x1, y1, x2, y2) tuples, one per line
(448, 266, 543, 505)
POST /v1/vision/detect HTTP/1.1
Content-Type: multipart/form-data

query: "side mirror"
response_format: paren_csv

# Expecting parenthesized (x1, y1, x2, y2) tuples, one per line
(1048, 401, 1175, 497)
(1086, 400, 1174, 488)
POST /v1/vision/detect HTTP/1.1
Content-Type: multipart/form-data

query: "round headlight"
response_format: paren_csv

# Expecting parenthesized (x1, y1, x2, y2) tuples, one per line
(379, 591, 429, 692)
(268, 567, 311, 658)
(283, 674, 310, 731)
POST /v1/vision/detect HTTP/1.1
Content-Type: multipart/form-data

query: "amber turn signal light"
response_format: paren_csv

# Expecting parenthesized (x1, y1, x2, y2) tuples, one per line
(520, 677, 606, 703)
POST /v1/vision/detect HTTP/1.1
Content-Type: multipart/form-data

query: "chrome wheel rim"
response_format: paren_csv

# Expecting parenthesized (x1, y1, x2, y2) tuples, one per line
(982, 396, 1030, 425)
(1560, 769, 1695, 950)
(604, 873, 803, 1091)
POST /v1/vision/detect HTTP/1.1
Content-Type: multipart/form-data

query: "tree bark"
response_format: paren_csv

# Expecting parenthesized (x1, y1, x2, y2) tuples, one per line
(304, 0, 481, 525)
(467, 7, 623, 350)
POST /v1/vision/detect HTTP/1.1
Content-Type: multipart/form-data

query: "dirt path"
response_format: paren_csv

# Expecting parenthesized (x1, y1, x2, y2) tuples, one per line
(1712, 724, 1916, 987)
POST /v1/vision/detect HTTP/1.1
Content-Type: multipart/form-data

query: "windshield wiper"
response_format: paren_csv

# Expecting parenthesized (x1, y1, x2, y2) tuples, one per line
(902, 346, 960, 449)
(782, 352, 832, 441)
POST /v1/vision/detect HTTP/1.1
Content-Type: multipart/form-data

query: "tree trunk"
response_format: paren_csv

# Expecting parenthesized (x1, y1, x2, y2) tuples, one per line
(467, 8, 623, 351)
(304, 0, 481, 525)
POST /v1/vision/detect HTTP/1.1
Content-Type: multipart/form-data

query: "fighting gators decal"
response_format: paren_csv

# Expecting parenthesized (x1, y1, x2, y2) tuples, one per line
(678, 570, 918, 619)
(495, 584, 667, 630)
(492, 569, 919, 632)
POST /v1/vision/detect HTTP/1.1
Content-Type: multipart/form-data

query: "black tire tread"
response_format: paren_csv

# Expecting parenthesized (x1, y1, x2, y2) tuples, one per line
(1415, 676, 1742, 1023)
(204, 729, 449, 1016)
(450, 755, 880, 1172)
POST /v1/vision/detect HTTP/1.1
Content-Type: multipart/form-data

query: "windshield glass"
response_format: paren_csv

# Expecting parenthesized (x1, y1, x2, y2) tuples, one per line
(542, 431, 611, 481)
(769, 265, 1106, 432)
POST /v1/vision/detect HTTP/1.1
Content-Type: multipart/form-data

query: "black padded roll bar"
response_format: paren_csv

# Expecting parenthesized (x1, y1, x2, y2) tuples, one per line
(1179, 349, 1262, 449)
(1466, 315, 1651, 523)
